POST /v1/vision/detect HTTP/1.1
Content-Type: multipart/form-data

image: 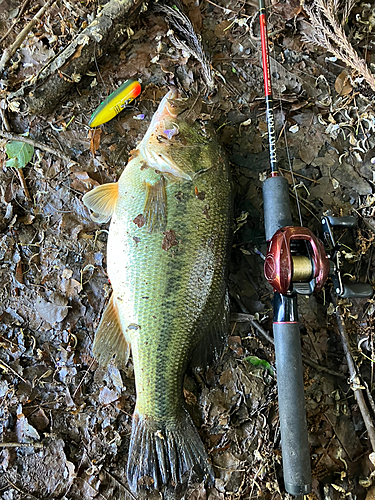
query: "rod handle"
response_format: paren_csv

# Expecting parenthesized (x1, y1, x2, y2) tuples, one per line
(273, 319, 312, 495)
(263, 175, 293, 241)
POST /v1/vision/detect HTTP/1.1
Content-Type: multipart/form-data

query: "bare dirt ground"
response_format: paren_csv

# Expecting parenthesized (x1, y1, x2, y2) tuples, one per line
(0, 0, 375, 499)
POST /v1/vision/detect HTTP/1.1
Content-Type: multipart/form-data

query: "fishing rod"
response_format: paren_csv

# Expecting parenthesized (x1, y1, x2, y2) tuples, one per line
(259, 0, 373, 495)
(259, 0, 314, 493)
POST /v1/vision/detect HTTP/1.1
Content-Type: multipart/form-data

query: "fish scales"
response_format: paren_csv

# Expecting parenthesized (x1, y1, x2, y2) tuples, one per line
(83, 89, 232, 495)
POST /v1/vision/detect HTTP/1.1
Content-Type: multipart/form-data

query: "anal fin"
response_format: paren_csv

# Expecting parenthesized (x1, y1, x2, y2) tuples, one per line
(143, 175, 167, 232)
(83, 182, 119, 223)
(93, 294, 130, 369)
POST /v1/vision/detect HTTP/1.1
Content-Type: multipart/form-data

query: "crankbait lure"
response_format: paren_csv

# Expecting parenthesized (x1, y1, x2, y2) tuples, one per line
(89, 79, 141, 128)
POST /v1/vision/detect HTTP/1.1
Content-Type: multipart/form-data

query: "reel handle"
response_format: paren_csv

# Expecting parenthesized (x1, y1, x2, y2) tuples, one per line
(324, 215, 356, 228)
(322, 216, 374, 299)
(341, 283, 373, 299)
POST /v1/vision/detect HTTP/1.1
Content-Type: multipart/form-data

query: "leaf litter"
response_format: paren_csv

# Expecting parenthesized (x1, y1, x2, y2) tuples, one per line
(0, 0, 374, 499)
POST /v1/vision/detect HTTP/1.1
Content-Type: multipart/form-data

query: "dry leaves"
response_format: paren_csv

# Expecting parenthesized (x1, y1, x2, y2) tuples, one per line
(88, 128, 102, 156)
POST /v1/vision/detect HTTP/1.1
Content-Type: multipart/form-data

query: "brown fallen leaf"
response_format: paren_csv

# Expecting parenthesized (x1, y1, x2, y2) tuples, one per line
(4, 181, 16, 203)
(19, 213, 35, 225)
(70, 43, 84, 61)
(60, 278, 82, 298)
(88, 128, 102, 156)
(28, 408, 50, 431)
(182, 0, 202, 32)
(273, 0, 304, 20)
(70, 171, 100, 193)
(335, 70, 353, 96)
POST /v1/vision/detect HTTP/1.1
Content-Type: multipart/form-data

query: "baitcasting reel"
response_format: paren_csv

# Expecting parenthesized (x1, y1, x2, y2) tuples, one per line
(264, 214, 373, 299)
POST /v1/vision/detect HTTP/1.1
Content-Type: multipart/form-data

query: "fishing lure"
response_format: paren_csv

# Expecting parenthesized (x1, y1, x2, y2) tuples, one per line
(89, 79, 141, 128)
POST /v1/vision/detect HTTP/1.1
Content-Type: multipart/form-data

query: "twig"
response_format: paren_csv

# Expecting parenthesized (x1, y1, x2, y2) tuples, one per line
(6, 479, 40, 500)
(0, 0, 30, 45)
(231, 311, 274, 343)
(332, 293, 375, 452)
(363, 379, 375, 420)
(323, 412, 354, 462)
(72, 360, 95, 399)
(0, 0, 56, 73)
(231, 311, 345, 377)
(102, 468, 137, 500)
(16, 168, 32, 201)
(0, 442, 43, 448)
(279, 167, 320, 184)
(301, 354, 346, 379)
(0, 360, 28, 384)
(0, 130, 76, 164)
(206, 0, 251, 18)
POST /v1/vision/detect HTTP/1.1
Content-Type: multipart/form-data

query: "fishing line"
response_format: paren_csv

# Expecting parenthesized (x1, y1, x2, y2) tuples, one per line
(279, 98, 304, 227)
(261, 0, 304, 227)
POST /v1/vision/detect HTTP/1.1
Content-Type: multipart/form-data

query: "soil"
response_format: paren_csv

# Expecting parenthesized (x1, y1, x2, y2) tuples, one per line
(0, 1, 375, 499)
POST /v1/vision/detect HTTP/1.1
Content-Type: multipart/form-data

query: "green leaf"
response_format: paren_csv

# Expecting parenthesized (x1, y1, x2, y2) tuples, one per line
(6, 157, 19, 168)
(245, 356, 274, 376)
(6, 140, 34, 169)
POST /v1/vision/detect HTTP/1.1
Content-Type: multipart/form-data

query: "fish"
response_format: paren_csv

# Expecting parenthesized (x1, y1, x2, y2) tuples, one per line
(83, 89, 232, 495)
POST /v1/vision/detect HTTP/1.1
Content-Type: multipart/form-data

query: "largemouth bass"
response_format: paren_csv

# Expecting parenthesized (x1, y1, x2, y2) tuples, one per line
(83, 89, 232, 494)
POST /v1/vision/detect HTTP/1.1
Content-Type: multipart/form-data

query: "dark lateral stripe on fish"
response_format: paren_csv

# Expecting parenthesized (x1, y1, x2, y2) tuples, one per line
(138, 181, 191, 420)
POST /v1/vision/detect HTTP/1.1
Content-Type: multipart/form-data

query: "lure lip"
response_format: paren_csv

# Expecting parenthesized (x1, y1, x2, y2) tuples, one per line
(89, 79, 141, 128)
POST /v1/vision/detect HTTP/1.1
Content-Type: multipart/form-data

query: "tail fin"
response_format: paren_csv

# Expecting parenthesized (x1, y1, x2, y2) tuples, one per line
(126, 409, 214, 494)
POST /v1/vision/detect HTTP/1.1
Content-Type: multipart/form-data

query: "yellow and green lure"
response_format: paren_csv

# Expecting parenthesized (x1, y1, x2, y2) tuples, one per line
(89, 79, 141, 128)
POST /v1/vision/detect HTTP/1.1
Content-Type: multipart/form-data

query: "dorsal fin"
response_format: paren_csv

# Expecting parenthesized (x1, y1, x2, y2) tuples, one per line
(93, 294, 130, 369)
(82, 183, 118, 223)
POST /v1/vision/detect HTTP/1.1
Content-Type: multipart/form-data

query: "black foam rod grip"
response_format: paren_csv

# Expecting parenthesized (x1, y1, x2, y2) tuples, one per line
(274, 320, 312, 496)
(263, 176, 293, 241)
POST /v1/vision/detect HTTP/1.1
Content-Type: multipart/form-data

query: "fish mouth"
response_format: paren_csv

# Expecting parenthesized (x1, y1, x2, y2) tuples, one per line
(142, 88, 179, 137)
(165, 88, 180, 117)
(166, 88, 179, 101)
(137, 88, 196, 180)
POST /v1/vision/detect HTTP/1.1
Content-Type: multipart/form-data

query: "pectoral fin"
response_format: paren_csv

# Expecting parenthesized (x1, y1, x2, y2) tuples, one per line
(93, 294, 130, 369)
(83, 183, 118, 223)
(143, 176, 167, 232)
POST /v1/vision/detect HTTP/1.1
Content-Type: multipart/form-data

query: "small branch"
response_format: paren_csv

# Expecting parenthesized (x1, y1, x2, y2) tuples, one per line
(231, 309, 345, 378)
(0, 130, 76, 164)
(22, 0, 142, 115)
(72, 359, 95, 399)
(0, 0, 30, 45)
(0, 442, 43, 448)
(0, 0, 56, 73)
(231, 310, 274, 344)
(16, 168, 32, 201)
(301, 354, 346, 378)
(102, 468, 138, 500)
(332, 294, 375, 452)
(0, 360, 28, 384)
